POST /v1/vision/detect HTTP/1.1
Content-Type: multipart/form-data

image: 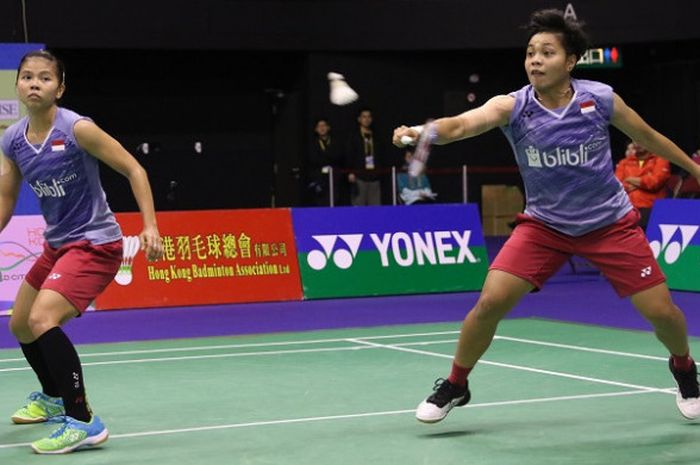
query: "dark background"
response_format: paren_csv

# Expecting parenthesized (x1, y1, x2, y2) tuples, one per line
(2, 1, 699, 210)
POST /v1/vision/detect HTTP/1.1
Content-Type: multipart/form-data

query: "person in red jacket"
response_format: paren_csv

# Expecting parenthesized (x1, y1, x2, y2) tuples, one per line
(615, 141, 670, 229)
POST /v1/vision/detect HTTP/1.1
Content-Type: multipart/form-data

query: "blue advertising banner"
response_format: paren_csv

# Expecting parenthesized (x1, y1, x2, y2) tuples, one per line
(1, 43, 44, 215)
(647, 199, 700, 292)
(292, 204, 489, 299)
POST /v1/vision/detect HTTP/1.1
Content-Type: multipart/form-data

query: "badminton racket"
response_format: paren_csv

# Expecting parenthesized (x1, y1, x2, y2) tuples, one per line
(404, 120, 436, 177)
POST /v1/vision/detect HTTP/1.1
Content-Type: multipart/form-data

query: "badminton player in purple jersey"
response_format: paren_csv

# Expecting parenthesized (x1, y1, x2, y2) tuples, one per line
(0, 50, 163, 453)
(394, 10, 700, 424)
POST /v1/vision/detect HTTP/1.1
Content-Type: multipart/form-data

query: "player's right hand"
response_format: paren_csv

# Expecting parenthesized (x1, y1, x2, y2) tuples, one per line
(393, 126, 420, 147)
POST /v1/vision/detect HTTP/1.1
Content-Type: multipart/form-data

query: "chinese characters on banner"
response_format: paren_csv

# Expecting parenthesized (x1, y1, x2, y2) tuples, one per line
(95, 209, 303, 310)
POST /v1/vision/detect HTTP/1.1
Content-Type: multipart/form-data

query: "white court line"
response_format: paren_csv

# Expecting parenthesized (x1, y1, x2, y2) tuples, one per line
(0, 389, 657, 450)
(0, 341, 455, 373)
(493, 335, 667, 361)
(0, 328, 673, 364)
(348, 339, 675, 395)
(0, 337, 678, 377)
(0, 330, 462, 363)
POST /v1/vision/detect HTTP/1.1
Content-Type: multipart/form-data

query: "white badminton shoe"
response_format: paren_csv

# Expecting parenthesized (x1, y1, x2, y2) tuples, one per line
(416, 378, 470, 423)
(669, 358, 700, 420)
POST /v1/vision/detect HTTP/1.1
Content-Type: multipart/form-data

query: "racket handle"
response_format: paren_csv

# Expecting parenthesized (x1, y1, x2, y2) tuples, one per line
(400, 135, 415, 146)
(408, 159, 425, 177)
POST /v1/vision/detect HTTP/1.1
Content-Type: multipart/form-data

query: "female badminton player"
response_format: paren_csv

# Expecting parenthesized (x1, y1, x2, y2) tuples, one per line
(0, 50, 163, 453)
(393, 9, 700, 424)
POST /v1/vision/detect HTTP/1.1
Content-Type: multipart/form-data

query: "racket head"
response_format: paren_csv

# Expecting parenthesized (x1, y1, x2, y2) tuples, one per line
(408, 120, 436, 177)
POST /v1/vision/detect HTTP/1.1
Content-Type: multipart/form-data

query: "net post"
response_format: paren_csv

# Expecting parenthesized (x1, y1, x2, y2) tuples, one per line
(391, 166, 397, 206)
(329, 166, 335, 207)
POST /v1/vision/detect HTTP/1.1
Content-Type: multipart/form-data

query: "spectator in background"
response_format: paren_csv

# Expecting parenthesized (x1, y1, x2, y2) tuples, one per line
(398, 147, 437, 205)
(307, 118, 343, 206)
(345, 107, 381, 205)
(615, 141, 670, 230)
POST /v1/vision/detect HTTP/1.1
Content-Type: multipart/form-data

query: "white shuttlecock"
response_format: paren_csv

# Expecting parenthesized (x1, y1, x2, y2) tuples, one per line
(115, 235, 141, 286)
(328, 72, 358, 106)
(400, 135, 415, 146)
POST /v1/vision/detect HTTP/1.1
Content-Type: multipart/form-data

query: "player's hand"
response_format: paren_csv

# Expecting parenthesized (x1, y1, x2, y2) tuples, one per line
(139, 226, 164, 262)
(393, 126, 420, 147)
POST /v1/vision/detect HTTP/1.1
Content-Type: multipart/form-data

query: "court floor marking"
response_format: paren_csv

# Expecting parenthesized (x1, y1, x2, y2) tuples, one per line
(0, 389, 657, 450)
(493, 335, 667, 362)
(348, 338, 675, 395)
(0, 328, 673, 364)
(0, 336, 673, 376)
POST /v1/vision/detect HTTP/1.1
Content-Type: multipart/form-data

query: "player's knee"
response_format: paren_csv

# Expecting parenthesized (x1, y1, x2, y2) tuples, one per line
(472, 292, 511, 321)
(26, 312, 56, 338)
(8, 314, 31, 340)
(641, 301, 682, 326)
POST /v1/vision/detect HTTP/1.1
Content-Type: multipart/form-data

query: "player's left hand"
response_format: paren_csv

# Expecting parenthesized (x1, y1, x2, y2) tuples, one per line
(139, 226, 164, 262)
(393, 126, 420, 147)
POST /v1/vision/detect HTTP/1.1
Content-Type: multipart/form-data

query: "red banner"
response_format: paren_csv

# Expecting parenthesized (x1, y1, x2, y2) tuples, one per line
(95, 209, 303, 310)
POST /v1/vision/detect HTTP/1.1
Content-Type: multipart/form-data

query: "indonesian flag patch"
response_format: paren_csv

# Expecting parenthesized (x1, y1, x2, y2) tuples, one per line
(51, 139, 65, 152)
(580, 100, 596, 114)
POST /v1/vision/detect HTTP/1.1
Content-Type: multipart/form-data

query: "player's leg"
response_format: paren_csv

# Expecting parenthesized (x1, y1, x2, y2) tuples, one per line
(8, 247, 66, 424)
(415, 270, 534, 423)
(578, 210, 699, 419)
(416, 215, 571, 423)
(28, 240, 121, 454)
(630, 284, 700, 419)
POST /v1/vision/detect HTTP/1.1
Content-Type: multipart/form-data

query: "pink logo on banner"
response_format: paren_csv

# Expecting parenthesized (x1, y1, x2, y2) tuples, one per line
(0, 215, 45, 313)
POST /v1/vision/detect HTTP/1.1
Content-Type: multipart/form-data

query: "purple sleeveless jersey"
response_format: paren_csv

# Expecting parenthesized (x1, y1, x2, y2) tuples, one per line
(500, 79, 632, 236)
(1, 107, 122, 247)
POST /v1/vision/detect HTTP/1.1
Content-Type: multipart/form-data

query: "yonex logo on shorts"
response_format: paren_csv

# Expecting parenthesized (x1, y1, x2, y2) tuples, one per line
(640, 266, 652, 278)
(307, 234, 363, 270)
(649, 224, 698, 264)
(47, 273, 62, 280)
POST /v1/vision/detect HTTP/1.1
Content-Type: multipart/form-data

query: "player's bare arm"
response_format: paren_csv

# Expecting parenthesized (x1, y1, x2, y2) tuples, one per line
(0, 155, 22, 232)
(393, 95, 515, 147)
(73, 119, 163, 261)
(611, 93, 700, 184)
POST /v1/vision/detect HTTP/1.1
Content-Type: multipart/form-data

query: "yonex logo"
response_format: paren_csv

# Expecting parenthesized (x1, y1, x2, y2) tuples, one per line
(649, 224, 698, 264)
(306, 230, 478, 271)
(640, 266, 652, 278)
(47, 273, 61, 280)
(307, 234, 363, 270)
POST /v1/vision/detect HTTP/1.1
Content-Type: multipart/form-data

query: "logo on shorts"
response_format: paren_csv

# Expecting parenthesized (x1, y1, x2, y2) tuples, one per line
(640, 266, 652, 278)
(649, 224, 698, 264)
(47, 273, 61, 280)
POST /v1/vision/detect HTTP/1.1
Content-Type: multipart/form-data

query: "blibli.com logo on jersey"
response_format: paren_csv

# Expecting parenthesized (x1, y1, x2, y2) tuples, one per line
(649, 224, 698, 264)
(30, 173, 77, 198)
(306, 231, 478, 271)
(525, 144, 590, 168)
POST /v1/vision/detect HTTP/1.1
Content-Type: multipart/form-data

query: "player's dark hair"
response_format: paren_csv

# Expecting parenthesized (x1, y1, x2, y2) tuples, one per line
(16, 50, 66, 86)
(526, 9, 589, 60)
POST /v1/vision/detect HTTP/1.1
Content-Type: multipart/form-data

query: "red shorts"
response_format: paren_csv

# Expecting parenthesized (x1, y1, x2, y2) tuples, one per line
(490, 210, 665, 297)
(25, 239, 123, 312)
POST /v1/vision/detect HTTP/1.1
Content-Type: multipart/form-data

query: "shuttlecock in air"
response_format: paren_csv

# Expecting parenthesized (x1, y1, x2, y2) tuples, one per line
(328, 72, 358, 106)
